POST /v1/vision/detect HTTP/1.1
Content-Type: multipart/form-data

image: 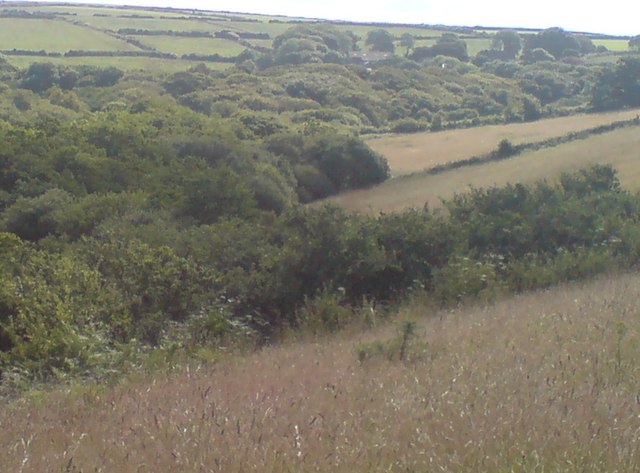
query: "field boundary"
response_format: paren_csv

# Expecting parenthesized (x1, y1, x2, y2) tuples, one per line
(410, 116, 640, 178)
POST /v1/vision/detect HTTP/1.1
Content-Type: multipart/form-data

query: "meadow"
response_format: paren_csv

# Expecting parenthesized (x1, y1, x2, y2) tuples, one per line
(2, 272, 639, 472)
(327, 122, 640, 213)
(593, 38, 630, 51)
(131, 36, 246, 56)
(4, 54, 233, 72)
(0, 18, 138, 52)
(367, 108, 640, 176)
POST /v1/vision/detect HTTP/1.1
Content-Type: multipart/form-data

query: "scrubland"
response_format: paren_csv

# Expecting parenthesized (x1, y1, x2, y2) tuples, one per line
(2, 273, 640, 472)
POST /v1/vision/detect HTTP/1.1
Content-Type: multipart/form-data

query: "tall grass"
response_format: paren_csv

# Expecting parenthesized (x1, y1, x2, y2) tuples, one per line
(2, 272, 640, 471)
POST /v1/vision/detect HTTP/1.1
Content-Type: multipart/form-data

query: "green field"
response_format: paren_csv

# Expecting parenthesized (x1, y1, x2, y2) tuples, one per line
(131, 36, 246, 56)
(593, 39, 630, 51)
(0, 18, 139, 52)
(0, 3, 631, 73)
(4, 54, 232, 73)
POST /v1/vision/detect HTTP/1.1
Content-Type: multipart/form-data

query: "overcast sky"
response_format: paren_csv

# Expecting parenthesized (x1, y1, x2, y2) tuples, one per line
(33, 1, 639, 36)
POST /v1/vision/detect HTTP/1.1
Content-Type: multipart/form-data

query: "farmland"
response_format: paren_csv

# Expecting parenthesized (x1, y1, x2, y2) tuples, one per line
(0, 2, 632, 72)
(1, 3, 640, 472)
(367, 108, 640, 176)
(327, 122, 640, 213)
(2, 272, 640, 472)
(130, 36, 246, 56)
(0, 18, 138, 52)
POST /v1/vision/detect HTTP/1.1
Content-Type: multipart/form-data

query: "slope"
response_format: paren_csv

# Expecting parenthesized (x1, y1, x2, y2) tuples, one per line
(1, 272, 639, 472)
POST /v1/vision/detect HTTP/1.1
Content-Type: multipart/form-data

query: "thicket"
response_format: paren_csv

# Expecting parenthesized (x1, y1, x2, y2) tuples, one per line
(2, 150, 639, 384)
(0, 25, 639, 387)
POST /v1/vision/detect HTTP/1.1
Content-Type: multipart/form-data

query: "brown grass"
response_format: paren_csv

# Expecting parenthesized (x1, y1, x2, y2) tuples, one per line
(2, 273, 640, 472)
(367, 109, 640, 176)
(327, 124, 640, 213)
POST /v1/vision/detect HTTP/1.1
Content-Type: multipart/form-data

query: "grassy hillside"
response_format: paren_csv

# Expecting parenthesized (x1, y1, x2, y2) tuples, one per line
(327, 119, 640, 213)
(2, 272, 639, 472)
(367, 108, 640, 176)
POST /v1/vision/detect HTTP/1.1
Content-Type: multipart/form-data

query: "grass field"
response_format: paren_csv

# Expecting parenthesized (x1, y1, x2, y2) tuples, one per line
(0, 18, 139, 52)
(593, 39, 630, 51)
(327, 123, 640, 213)
(367, 109, 640, 176)
(132, 36, 246, 56)
(2, 272, 640, 472)
(4, 54, 233, 73)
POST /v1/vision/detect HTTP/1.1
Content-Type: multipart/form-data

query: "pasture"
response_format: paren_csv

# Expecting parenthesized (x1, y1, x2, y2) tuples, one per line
(367, 108, 640, 176)
(132, 36, 246, 56)
(0, 3, 633, 75)
(2, 272, 640, 472)
(328, 123, 640, 213)
(4, 55, 233, 73)
(593, 39, 630, 51)
(0, 18, 138, 52)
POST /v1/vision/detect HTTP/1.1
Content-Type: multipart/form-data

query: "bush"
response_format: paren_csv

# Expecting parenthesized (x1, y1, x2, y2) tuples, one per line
(497, 138, 516, 158)
(296, 289, 352, 333)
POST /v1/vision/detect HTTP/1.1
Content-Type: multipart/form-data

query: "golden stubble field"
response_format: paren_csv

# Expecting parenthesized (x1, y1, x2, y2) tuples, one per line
(328, 121, 640, 213)
(367, 109, 640, 176)
(2, 273, 640, 472)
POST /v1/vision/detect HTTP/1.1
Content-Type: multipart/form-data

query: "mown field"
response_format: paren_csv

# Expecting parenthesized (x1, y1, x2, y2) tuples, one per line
(367, 108, 640, 176)
(4, 54, 233, 73)
(327, 122, 640, 213)
(2, 272, 640, 472)
(131, 36, 246, 56)
(0, 18, 137, 52)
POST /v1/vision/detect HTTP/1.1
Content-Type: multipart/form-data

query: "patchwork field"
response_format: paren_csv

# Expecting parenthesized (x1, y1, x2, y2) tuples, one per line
(2, 272, 640, 472)
(328, 123, 640, 213)
(0, 3, 630, 73)
(367, 109, 640, 176)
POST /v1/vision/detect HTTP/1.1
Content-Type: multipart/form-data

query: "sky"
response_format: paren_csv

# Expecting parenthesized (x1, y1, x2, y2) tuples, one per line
(32, 1, 639, 36)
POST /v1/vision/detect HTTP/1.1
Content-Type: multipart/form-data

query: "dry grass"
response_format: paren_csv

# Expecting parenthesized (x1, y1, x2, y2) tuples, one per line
(327, 123, 640, 213)
(367, 109, 640, 176)
(2, 273, 640, 472)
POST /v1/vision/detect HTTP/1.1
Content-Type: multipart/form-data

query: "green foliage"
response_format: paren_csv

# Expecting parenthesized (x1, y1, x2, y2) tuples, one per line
(296, 289, 352, 333)
(306, 132, 390, 191)
(400, 33, 415, 56)
(411, 34, 469, 62)
(496, 138, 516, 157)
(272, 24, 354, 65)
(523, 28, 583, 59)
(356, 319, 427, 363)
(0, 16, 632, 386)
(1, 188, 74, 240)
(0, 237, 115, 379)
(79, 236, 207, 344)
(365, 29, 395, 53)
(591, 57, 640, 111)
(492, 30, 522, 59)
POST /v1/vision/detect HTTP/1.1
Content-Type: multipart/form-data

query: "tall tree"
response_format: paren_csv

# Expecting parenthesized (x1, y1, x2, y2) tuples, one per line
(492, 30, 522, 59)
(400, 33, 415, 57)
(366, 29, 395, 53)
